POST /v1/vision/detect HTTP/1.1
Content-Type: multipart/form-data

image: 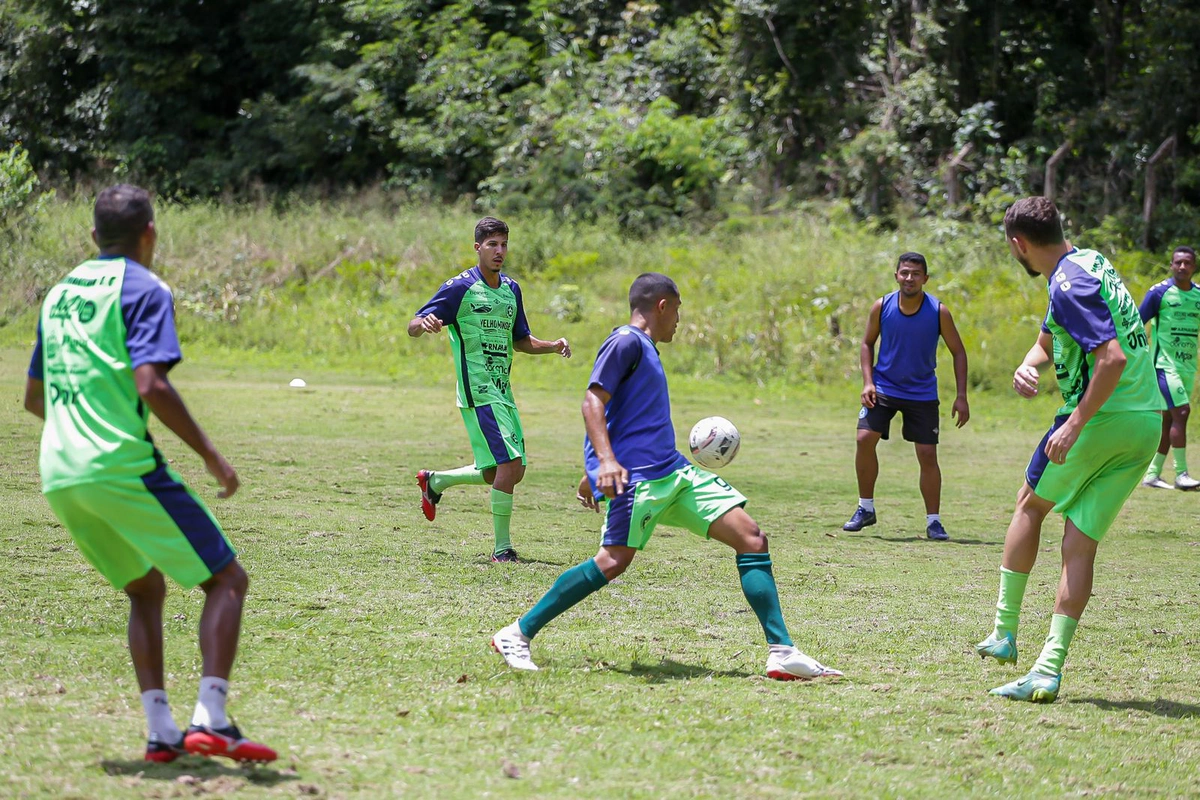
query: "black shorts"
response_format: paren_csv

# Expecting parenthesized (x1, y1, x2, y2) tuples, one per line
(857, 393, 940, 445)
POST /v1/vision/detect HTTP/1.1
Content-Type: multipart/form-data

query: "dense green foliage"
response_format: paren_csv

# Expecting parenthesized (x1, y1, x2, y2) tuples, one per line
(2, 1, 1200, 239)
(0, 196, 1179, 397)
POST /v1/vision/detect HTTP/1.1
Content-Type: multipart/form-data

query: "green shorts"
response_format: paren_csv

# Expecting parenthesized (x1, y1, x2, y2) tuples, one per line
(1156, 367, 1195, 410)
(44, 464, 237, 590)
(461, 404, 525, 470)
(601, 461, 748, 550)
(1025, 410, 1160, 541)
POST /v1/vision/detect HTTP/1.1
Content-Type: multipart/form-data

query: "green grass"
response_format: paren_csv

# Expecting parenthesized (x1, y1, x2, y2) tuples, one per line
(2, 347, 1199, 798)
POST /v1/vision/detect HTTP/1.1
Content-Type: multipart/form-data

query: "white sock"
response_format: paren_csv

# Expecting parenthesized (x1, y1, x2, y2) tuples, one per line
(191, 677, 230, 729)
(927, 513, 941, 525)
(859, 498, 875, 513)
(141, 689, 181, 740)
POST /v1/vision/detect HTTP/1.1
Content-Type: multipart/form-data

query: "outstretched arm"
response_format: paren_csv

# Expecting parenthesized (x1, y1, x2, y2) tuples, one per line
(582, 385, 626, 497)
(939, 304, 970, 427)
(407, 314, 443, 337)
(514, 335, 571, 358)
(859, 299, 883, 408)
(135, 363, 239, 498)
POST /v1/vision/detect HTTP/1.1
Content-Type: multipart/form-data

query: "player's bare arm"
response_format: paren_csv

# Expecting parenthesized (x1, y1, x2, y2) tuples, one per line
(1043, 337, 1126, 464)
(23, 377, 45, 420)
(1013, 330, 1052, 398)
(938, 304, 971, 427)
(135, 363, 239, 499)
(583, 384, 628, 497)
(514, 335, 571, 358)
(407, 314, 443, 337)
(859, 298, 883, 407)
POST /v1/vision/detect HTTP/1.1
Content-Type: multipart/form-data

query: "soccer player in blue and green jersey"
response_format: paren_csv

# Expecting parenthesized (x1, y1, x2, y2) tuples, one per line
(975, 197, 1163, 703)
(1138, 246, 1200, 490)
(23, 185, 275, 763)
(408, 217, 571, 562)
(491, 273, 842, 681)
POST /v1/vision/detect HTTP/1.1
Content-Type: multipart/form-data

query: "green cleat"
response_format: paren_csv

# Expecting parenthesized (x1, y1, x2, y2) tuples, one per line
(989, 670, 1060, 703)
(975, 631, 1018, 665)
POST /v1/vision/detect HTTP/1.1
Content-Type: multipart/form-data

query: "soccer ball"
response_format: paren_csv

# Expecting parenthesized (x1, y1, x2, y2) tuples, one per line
(688, 416, 741, 469)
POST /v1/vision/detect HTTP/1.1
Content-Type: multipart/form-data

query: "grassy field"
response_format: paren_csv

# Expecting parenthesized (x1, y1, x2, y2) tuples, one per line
(2, 347, 1199, 798)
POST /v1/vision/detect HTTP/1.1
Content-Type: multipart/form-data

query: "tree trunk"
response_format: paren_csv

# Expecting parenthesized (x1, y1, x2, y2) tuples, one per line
(943, 143, 973, 208)
(1143, 135, 1177, 250)
(1044, 141, 1071, 201)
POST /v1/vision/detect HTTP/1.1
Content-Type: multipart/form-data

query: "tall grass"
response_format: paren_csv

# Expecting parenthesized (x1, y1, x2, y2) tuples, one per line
(1, 194, 1175, 395)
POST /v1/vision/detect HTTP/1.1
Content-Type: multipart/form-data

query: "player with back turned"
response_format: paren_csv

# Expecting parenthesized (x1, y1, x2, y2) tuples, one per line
(975, 197, 1162, 703)
(23, 184, 275, 763)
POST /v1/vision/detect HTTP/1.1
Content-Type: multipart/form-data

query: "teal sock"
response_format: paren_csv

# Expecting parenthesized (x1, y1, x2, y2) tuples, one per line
(491, 489, 513, 554)
(518, 559, 609, 638)
(1032, 613, 1079, 676)
(993, 567, 1030, 637)
(1174, 448, 1188, 476)
(428, 465, 485, 494)
(1146, 451, 1167, 478)
(736, 552, 793, 647)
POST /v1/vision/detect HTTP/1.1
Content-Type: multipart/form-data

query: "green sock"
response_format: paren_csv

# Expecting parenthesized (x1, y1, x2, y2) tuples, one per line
(1146, 451, 1167, 478)
(1174, 448, 1188, 476)
(519, 559, 609, 638)
(736, 552, 793, 646)
(1032, 613, 1079, 676)
(428, 464, 486, 494)
(993, 567, 1030, 638)
(491, 488, 513, 554)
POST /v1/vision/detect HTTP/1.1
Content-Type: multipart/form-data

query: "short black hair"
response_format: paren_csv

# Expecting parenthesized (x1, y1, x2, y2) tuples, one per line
(1173, 245, 1196, 259)
(94, 184, 154, 250)
(1004, 197, 1065, 247)
(474, 216, 508, 243)
(628, 272, 679, 312)
(896, 252, 928, 273)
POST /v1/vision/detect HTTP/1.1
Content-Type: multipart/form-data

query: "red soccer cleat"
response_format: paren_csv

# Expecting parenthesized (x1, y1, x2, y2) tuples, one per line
(184, 723, 277, 763)
(144, 732, 185, 763)
(416, 469, 442, 521)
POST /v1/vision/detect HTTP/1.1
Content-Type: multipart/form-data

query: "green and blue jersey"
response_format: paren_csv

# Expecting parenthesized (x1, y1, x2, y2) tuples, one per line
(1139, 278, 1200, 379)
(1040, 248, 1163, 417)
(28, 257, 182, 492)
(417, 266, 532, 409)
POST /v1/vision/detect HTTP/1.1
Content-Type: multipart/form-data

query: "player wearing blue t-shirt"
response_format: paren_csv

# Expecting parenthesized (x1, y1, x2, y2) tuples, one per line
(491, 273, 842, 681)
(843, 253, 970, 540)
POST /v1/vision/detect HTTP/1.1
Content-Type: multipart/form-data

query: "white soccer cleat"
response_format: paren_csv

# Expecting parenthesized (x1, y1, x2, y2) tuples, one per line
(766, 646, 843, 681)
(492, 621, 539, 671)
(1174, 472, 1200, 491)
(1142, 476, 1173, 490)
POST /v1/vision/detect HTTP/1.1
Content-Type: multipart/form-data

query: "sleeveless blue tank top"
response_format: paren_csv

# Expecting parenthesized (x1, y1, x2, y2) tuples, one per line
(873, 290, 941, 401)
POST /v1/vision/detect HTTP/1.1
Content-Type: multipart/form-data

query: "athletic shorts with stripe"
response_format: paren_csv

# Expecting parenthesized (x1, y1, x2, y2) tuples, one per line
(1156, 367, 1194, 410)
(601, 462, 748, 550)
(44, 464, 237, 590)
(461, 404, 526, 470)
(1025, 410, 1159, 542)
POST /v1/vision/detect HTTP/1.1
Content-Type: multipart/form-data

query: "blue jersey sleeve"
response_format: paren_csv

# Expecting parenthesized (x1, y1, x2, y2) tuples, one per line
(1139, 283, 1165, 323)
(588, 328, 642, 396)
(416, 271, 471, 323)
(509, 279, 531, 341)
(123, 266, 182, 370)
(28, 321, 43, 379)
(1050, 269, 1117, 353)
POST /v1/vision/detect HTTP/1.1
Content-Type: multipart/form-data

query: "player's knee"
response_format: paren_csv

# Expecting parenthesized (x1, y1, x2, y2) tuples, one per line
(740, 520, 767, 553)
(594, 549, 634, 579)
(124, 569, 166, 603)
(205, 560, 249, 597)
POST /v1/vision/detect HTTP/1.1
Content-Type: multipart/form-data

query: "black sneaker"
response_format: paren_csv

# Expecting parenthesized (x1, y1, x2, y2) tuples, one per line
(842, 506, 877, 531)
(491, 548, 520, 563)
(926, 519, 949, 540)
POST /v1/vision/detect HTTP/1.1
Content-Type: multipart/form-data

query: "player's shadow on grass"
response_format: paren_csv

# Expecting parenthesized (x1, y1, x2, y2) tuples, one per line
(865, 534, 1000, 546)
(100, 757, 298, 786)
(1069, 697, 1200, 719)
(610, 658, 753, 683)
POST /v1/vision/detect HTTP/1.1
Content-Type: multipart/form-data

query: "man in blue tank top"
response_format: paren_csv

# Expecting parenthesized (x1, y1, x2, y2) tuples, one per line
(843, 252, 971, 540)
